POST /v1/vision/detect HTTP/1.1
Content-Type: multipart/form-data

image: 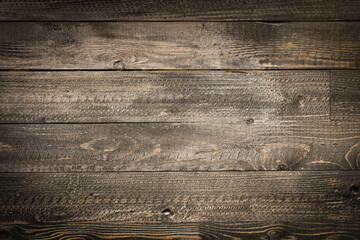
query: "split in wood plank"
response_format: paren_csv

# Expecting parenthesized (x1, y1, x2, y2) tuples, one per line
(0, 171, 359, 239)
(0, 22, 359, 69)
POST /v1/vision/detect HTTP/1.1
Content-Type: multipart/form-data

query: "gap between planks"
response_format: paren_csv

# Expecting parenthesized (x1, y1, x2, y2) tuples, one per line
(1, 20, 360, 23)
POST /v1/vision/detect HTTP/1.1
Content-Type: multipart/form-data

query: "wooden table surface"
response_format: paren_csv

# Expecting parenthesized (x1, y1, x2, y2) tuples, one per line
(0, 1, 359, 239)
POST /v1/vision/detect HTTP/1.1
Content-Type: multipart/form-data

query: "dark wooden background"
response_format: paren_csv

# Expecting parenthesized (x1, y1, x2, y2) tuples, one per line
(0, 1, 360, 239)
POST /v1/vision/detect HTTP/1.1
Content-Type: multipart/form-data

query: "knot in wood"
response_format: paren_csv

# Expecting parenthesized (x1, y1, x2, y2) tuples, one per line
(245, 118, 254, 124)
(162, 208, 172, 216)
(350, 185, 359, 195)
(113, 60, 125, 70)
(267, 230, 282, 240)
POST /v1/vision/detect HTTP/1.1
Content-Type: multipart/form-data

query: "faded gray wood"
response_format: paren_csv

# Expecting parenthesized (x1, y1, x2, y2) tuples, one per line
(0, 71, 330, 123)
(0, 121, 359, 171)
(331, 71, 360, 121)
(0, 172, 359, 239)
(0, 0, 359, 21)
(0, 22, 359, 69)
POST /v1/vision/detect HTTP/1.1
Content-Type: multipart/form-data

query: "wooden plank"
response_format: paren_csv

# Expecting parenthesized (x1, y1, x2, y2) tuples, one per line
(0, 0, 359, 21)
(0, 121, 359, 171)
(0, 22, 359, 70)
(331, 71, 360, 121)
(0, 71, 330, 123)
(2, 222, 360, 240)
(0, 172, 359, 239)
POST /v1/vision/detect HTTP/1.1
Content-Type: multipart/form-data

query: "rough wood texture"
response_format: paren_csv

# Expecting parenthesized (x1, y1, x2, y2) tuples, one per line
(0, 172, 359, 239)
(0, 71, 330, 123)
(0, 121, 359, 171)
(0, 0, 359, 21)
(0, 1, 359, 239)
(2, 222, 360, 240)
(0, 22, 359, 70)
(331, 71, 360, 121)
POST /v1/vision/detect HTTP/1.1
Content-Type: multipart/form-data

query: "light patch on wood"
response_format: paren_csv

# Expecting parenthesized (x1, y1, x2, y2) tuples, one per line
(256, 142, 311, 170)
(0, 142, 14, 152)
(303, 161, 344, 170)
(80, 137, 120, 153)
(79, 136, 140, 162)
(131, 144, 162, 164)
(345, 142, 360, 169)
(38, 157, 71, 161)
(179, 140, 221, 161)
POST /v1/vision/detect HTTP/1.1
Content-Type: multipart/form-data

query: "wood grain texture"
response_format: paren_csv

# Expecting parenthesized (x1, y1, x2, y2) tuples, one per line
(0, 22, 359, 69)
(0, 71, 330, 123)
(331, 71, 360, 121)
(0, 121, 359, 171)
(0, 0, 359, 21)
(2, 222, 360, 240)
(0, 172, 359, 239)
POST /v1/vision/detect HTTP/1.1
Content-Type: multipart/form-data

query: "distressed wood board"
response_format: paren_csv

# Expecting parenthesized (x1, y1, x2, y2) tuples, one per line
(0, 1, 360, 239)
(0, 22, 359, 69)
(0, 171, 359, 239)
(0, 0, 359, 21)
(0, 121, 359, 172)
(0, 70, 331, 123)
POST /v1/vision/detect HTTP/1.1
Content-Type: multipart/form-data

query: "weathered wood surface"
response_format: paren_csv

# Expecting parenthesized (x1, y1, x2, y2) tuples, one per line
(0, 172, 359, 239)
(331, 71, 360, 121)
(0, 0, 359, 21)
(0, 22, 359, 70)
(1, 121, 359, 171)
(0, 71, 330, 123)
(2, 222, 360, 240)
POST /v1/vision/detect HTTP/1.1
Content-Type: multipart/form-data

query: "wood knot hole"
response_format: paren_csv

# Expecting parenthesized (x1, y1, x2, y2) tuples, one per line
(267, 230, 282, 240)
(277, 163, 289, 171)
(295, 95, 304, 102)
(246, 118, 254, 124)
(350, 185, 359, 195)
(162, 208, 172, 216)
(113, 60, 125, 70)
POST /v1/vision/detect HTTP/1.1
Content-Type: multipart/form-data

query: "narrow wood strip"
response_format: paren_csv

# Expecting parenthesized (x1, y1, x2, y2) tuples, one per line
(0, 0, 359, 21)
(0, 172, 359, 239)
(1, 222, 360, 240)
(0, 71, 330, 123)
(331, 71, 360, 121)
(2, 222, 360, 240)
(0, 22, 359, 69)
(0, 121, 359, 171)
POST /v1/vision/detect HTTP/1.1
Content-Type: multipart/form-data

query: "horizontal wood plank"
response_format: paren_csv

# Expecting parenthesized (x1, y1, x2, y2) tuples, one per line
(331, 71, 360, 121)
(0, 22, 359, 69)
(0, 71, 330, 123)
(0, 171, 359, 239)
(2, 222, 360, 240)
(0, 121, 359, 171)
(0, 0, 359, 21)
